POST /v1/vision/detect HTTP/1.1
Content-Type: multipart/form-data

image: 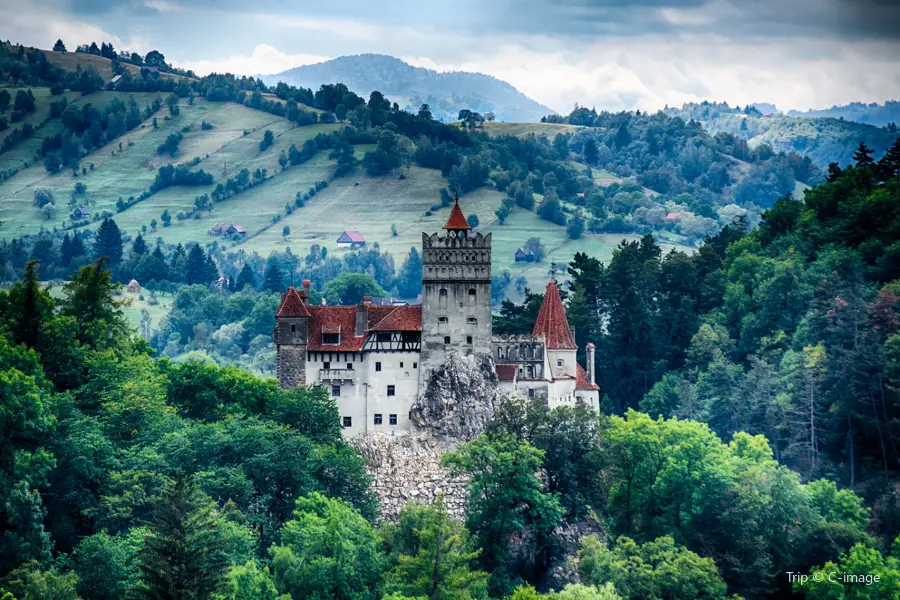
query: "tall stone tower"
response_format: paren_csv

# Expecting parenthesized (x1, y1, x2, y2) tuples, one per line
(419, 198, 492, 387)
(273, 281, 311, 388)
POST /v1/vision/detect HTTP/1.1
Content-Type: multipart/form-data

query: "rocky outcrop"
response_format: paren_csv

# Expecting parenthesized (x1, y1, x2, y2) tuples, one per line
(350, 351, 501, 521)
(410, 351, 502, 441)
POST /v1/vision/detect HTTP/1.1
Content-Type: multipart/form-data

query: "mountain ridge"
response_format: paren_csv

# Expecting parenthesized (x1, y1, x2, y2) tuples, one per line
(261, 53, 553, 123)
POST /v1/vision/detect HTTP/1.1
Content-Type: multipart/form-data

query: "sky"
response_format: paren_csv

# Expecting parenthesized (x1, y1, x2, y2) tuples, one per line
(2, 0, 900, 114)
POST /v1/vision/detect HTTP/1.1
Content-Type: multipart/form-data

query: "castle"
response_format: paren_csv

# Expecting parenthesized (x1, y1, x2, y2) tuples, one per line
(273, 200, 600, 436)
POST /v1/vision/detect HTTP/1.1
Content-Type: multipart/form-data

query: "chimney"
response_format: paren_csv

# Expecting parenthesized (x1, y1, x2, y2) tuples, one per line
(301, 280, 311, 305)
(355, 299, 369, 337)
(586, 343, 596, 384)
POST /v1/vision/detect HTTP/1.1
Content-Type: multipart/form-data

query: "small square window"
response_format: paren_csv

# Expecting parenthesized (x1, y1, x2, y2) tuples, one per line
(400, 361, 404, 368)
(331, 385, 340, 397)
(444, 336, 451, 344)
(413, 362, 418, 368)
(322, 333, 340, 345)
(346, 363, 353, 370)
(387, 385, 395, 396)
(389, 414, 398, 425)
(374, 413, 382, 425)
(323, 361, 331, 370)
(376, 362, 382, 372)
(290, 324, 296, 333)
(467, 336, 473, 344)
(342, 416, 352, 428)
(439, 317, 448, 323)
(528, 389, 535, 398)
(557, 359, 563, 366)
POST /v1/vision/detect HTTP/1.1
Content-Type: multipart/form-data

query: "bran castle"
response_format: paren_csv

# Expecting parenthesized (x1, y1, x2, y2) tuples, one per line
(273, 200, 600, 436)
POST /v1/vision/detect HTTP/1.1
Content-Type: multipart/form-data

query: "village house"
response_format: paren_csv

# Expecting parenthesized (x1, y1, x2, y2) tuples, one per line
(336, 231, 366, 249)
(274, 200, 600, 437)
(515, 247, 536, 263)
(72, 206, 91, 220)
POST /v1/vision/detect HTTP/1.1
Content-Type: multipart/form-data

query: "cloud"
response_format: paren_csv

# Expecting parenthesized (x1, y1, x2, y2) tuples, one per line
(174, 44, 330, 76)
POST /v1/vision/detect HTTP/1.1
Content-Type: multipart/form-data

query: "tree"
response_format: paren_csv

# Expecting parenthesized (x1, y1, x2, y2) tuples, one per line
(61, 258, 129, 349)
(383, 497, 489, 600)
(144, 50, 167, 68)
(282, 225, 291, 240)
(135, 477, 229, 600)
(0, 482, 54, 571)
(72, 529, 145, 600)
(262, 262, 285, 293)
(132, 233, 148, 256)
(579, 535, 728, 600)
(186, 244, 214, 286)
(567, 216, 585, 239)
(467, 214, 480, 228)
(260, 130, 274, 152)
(442, 433, 563, 597)
(236, 264, 256, 291)
(795, 541, 900, 599)
(53, 39, 67, 52)
(853, 141, 875, 167)
(160, 210, 172, 227)
(1, 260, 53, 348)
(321, 272, 386, 305)
(583, 138, 598, 165)
(94, 218, 124, 266)
(224, 562, 288, 600)
(418, 104, 433, 121)
(33, 187, 54, 209)
(272, 493, 385, 600)
(278, 150, 288, 170)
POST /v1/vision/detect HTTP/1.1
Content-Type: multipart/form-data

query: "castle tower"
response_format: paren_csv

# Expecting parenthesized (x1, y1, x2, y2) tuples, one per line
(419, 197, 492, 387)
(273, 281, 311, 388)
(533, 278, 578, 378)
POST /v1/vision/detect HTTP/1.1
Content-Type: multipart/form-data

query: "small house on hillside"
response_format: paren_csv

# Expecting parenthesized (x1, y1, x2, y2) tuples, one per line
(209, 222, 225, 236)
(72, 206, 90, 220)
(141, 66, 160, 77)
(337, 231, 366, 249)
(515, 248, 535, 263)
(225, 224, 247, 238)
(127, 279, 141, 293)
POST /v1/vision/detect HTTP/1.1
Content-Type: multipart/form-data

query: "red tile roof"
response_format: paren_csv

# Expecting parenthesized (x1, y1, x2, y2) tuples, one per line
(305, 305, 422, 351)
(275, 287, 311, 318)
(338, 231, 366, 243)
(496, 364, 517, 381)
(443, 201, 471, 231)
(533, 280, 576, 349)
(369, 306, 422, 332)
(576, 364, 599, 391)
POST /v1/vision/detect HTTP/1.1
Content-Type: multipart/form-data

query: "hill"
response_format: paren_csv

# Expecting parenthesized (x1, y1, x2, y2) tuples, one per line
(788, 100, 900, 128)
(262, 54, 552, 123)
(664, 101, 898, 167)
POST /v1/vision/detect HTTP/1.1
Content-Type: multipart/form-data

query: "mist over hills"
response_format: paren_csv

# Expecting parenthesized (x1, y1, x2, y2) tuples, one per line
(261, 53, 553, 123)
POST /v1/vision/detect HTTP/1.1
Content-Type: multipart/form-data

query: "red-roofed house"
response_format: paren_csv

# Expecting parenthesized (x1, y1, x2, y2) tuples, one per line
(337, 231, 366, 248)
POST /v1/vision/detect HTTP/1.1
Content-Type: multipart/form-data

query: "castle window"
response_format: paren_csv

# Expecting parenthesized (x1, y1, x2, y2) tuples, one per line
(467, 317, 477, 325)
(290, 324, 296, 333)
(343, 416, 352, 428)
(323, 361, 330, 370)
(527, 366, 534, 378)
(468, 288, 476, 306)
(444, 336, 451, 345)
(346, 363, 353, 370)
(389, 414, 398, 425)
(374, 414, 382, 425)
(557, 359, 563, 367)
(439, 317, 448, 323)
(467, 336, 473, 344)
(387, 385, 396, 396)
(439, 288, 448, 309)
(400, 362, 404, 368)
(376, 332, 391, 342)
(528, 389, 535, 398)
(376, 362, 382, 372)
(331, 385, 340, 397)
(322, 333, 340, 345)
(413, 362, 418, 368)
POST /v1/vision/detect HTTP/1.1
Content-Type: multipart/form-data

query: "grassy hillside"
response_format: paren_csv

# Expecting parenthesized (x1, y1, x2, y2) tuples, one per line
(0, 86, 690, 290)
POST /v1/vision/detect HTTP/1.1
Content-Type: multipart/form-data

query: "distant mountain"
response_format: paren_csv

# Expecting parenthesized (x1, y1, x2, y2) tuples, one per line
(261, 54, 553, 123)
(665, 101, 898, 167)
(787, 101, 900, 128)
(749, 102, 779, 115)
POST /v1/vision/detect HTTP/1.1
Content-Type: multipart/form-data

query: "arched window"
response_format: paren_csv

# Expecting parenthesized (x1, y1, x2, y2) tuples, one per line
(468, 288, 477, 306)
(439, 288, 448, 309)
(467, 317, 477, 326)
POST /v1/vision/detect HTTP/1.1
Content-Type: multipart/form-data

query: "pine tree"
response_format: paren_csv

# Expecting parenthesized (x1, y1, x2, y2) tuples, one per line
(185, 244, 209, 286)
(262, 262, 284, 293)
(60, 233, 73, 267)
(3, 260, 53, 348)
(52, 39, 67, 52)
(853, 141, 875, 167)
(202, 253, 219, 284)
(132, 233, 148, 256)
(136, 478, 228, 600)
(0, 481, 53, 572)
(877, 137, 900, 180)
(62, 258, 128, 349)
(94, 218, 124, 266)
(236, 263, 256, 290)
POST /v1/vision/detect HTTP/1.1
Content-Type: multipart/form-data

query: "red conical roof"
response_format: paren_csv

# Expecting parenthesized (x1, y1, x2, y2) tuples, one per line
(443, 200, 471, 231)
(275, 286, 311, 318)
(533, 279, 576, 349)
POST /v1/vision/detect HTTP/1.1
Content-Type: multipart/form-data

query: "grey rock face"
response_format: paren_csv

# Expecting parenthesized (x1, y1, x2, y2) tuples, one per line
(411, 351, 502, 441)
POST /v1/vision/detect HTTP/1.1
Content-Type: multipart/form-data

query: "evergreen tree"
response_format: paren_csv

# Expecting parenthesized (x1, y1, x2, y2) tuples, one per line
(136, 478, 228, 600)
(236, 264, 256, 291)
(69, 234, 87, 262)
(185, 245, 210, 286)
(132, 233, 148, 256)
(2, 260, 53, 349)
(203, 253, 219, 284)
(62, 258, 128, 349)
(94, 218, 124, 266)
(583, 138, 599, 165)
(397, 247, 423, 298)
(878, 137, 900, 180)
(0, 482, 54, 572)
(852, 141, 875, 167)
(615, 121, 632, 149)
(262, 262, 284, 293)
(53, 39, 67, 52)
(60, 234, 74, 268)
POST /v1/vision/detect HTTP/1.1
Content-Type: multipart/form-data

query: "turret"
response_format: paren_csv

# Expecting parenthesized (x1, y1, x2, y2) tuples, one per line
(273, 281, 312, 388)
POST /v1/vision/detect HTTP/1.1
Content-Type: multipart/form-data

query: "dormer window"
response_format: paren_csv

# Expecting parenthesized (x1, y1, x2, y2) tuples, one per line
(322, 333, 340, 345)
